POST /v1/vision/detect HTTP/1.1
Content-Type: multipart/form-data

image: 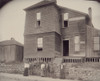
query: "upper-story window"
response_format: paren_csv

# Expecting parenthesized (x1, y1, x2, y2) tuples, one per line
(37, 38, 43, 51)
(37, 12, 41, 26)
(94, 37, 100, 51)
(63, 13, 69, 27)
(74, 36, 80, 52)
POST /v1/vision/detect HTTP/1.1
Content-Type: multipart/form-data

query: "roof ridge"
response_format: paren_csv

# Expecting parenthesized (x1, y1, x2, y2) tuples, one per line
(0, 40, 23, 46)
(12, 40, 23, 46)
(24, 0, 88, 17)
(24, 0, 55, 11)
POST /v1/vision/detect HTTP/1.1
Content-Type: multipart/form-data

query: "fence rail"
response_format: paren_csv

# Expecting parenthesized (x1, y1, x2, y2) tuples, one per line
(25, 57, 100, 63)
(25, 58, 53, 63)
(63, 57, 100, 63)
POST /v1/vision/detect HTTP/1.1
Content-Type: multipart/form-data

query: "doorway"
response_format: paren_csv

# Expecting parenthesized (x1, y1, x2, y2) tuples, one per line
(63, 40, 69, 56)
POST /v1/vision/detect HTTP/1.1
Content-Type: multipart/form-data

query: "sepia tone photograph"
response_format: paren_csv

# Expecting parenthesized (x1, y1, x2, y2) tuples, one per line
(0, 0, 100, 81)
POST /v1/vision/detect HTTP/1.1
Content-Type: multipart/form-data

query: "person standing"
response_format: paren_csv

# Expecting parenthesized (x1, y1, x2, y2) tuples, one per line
(23, 63, 30, 76)
(41, 63, 46, 77)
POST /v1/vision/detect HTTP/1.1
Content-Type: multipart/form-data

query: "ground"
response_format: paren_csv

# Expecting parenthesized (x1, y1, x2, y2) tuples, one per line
(0, 73, 80, 81)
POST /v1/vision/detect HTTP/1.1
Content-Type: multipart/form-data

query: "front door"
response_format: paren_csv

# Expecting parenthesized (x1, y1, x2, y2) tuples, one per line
(63, 40, 69, 56)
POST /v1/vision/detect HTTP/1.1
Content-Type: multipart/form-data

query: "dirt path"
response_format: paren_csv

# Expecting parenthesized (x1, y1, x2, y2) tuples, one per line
(0, 73, 80, 81)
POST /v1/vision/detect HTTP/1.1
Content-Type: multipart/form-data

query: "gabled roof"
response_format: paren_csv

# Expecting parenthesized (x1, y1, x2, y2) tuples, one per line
(57, 5, 88, 16)
(24, 0, 88, 16)
(24, 0, 56, 11)
(0, 38, 23, 46)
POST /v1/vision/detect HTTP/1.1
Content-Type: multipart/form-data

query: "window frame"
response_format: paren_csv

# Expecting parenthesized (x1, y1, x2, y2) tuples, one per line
(36, 12, 41, 27)
(64, 20, 68, 27)
(62, 13, 69, 28)
(37, 38, 43, 51)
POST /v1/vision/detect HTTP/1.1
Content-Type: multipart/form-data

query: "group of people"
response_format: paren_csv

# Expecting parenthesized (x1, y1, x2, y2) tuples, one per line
(23, 62, 65, 78)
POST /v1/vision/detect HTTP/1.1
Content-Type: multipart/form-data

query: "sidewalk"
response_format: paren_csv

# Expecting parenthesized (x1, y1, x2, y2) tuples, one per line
(0, 73, 79, 81)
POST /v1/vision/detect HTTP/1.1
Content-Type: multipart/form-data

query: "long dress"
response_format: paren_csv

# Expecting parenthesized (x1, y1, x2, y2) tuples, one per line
(24, 68, 28, 76)
(41, 64, 45, 77)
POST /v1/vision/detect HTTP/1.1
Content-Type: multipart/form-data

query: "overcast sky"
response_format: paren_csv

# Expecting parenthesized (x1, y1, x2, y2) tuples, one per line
(0, 0, 100, 44)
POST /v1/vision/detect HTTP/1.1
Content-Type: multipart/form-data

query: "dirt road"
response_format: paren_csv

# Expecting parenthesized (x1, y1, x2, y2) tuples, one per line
(0, 73, 80, 81)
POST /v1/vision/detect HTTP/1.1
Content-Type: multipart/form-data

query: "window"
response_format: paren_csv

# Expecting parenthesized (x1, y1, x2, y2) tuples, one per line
(37, 12, 41, 26)
(37, 21, 40, 26)
(94, 37, 100, 51)
(37, 38, 43, 51)
(74, 36, 80, 52)
(64, 21, 68, 27)
(63, 13, 68, 27)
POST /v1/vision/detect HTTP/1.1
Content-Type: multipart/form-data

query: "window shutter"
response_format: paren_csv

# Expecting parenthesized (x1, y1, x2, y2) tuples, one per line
(74, 36, 80, 52)
(37, 13, 41, 20)
(94, 37, 100, 51)
(64, 13, 68, 20)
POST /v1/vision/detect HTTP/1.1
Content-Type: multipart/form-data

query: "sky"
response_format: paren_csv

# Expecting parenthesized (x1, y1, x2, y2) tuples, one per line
(0, 0, 100, 44)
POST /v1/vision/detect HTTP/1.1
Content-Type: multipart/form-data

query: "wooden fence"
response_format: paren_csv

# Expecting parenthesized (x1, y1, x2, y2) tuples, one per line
(25, 57, 100, 63)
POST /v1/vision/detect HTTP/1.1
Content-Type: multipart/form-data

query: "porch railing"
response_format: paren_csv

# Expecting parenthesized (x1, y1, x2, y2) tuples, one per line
(25, 57, 100, 63)
(25, 58, 53, 63)
(63, 57, 100, 63)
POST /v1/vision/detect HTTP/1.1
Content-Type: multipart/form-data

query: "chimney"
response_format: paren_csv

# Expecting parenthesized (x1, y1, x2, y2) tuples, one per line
(11, 37, 15, 40)
(88, 7, 92, 21)
(44, 0, 57, 3)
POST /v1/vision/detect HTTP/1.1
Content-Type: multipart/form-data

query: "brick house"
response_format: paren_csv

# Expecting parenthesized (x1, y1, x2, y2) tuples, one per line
(24, 0, 100, 62)
(0, 38, 23, 63)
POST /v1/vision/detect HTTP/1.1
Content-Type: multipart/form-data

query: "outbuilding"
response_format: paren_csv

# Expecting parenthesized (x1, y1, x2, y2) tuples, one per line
(0, 38, 23, 63)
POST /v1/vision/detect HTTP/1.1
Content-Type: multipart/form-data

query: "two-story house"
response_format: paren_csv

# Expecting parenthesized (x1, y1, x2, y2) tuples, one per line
(24, 0, 100, 62)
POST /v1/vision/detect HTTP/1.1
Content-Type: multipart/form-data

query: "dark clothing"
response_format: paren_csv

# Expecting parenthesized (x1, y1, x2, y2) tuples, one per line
(23, 68, 28, 76)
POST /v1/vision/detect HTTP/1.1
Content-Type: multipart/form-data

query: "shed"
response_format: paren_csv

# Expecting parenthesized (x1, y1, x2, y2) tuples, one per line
(0, 38, 23, 63)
